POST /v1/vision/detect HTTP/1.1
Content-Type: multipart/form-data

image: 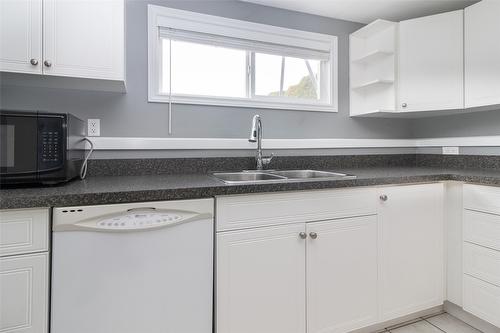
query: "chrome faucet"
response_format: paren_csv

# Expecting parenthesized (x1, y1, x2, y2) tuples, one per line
(248, 115, 273, 170)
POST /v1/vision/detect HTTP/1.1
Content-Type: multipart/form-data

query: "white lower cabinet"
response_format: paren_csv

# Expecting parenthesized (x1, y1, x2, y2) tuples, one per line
(463, 184, 500, 328)
(0, 208, 50, 333)
(378, 183, 444, 320)
(0, 253, 49, 333)
(216, 184, 445, 333)
(463, 275, 500, 328)
(216, 223, 306, 333)
(306, 216, 378, 333)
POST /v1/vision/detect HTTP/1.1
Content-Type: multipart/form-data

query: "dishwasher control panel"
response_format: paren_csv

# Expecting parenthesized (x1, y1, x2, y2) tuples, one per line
(52, 199, 213, 232)
(96, 212, 183, 229)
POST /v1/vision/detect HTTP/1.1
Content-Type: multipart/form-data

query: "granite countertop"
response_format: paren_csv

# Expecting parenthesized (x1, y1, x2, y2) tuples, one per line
(3, 166, 500, 209)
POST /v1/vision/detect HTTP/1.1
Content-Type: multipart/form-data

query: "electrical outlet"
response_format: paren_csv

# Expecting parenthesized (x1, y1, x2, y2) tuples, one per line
(88, 119, 100, 136)
(442, 146, 459, 155)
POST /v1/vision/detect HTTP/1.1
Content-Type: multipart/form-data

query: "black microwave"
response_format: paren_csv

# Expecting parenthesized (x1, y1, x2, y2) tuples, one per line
(0, 110, 86, 186)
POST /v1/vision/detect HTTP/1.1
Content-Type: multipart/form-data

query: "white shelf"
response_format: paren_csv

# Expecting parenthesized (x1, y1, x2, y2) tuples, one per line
(352, 79, 394, 91)
(351, 19, 397, 39)
(349, 19, 398, 117)
(351, 109, 400, 118)
(352, 50, 394, 64)
(350, 107, 490, 118)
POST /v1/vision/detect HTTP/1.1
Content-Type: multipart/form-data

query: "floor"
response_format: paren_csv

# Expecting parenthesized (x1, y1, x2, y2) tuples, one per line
(379, 313, 482, 333)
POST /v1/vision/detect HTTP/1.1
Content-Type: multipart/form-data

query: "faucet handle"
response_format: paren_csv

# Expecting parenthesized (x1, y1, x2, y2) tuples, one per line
(262, 153, 274, 167)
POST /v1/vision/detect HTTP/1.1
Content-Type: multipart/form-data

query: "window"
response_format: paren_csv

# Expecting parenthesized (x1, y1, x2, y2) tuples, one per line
(148, 6, 338, 112)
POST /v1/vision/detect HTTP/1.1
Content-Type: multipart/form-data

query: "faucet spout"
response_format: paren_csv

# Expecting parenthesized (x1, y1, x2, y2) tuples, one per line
(249, 115, 259, 142)
(248, 115, 273, 170)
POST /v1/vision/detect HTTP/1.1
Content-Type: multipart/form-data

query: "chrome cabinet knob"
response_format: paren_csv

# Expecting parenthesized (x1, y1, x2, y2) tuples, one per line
(380, 194, 388, 201)
(309, 232, 318, 239)
(299, 232, 307, 239)
(44, 60, 52, 67)
(30, 58, 38, 66)
(402, 103, 407, 108)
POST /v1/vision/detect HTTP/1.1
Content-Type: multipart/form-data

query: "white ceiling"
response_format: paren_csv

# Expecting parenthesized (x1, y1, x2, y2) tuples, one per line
(239, 0, 479, 23)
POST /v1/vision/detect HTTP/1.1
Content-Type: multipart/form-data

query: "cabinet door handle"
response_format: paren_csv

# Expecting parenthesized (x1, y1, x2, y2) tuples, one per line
(309, 232, 318, 239)
(30, 58, 39, 66)
(44, 60, 52, 67)
(299, 232, 307, 239)
(402, 103, 407, 108)
(380, 194, 388, 201)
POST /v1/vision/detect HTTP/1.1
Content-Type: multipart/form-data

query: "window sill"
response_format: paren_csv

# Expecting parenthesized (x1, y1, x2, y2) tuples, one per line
(148, 94, 338, 113)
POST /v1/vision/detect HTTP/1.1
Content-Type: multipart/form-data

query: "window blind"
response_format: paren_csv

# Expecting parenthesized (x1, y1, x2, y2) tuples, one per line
(159, 27, 331, 61)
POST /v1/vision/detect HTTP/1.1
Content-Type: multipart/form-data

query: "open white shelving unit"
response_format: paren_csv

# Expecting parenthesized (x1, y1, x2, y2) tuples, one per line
(350, 19, 398, 117)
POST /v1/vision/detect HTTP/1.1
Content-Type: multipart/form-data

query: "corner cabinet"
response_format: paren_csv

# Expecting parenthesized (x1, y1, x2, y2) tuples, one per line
(465, 0, 500, 109)
(0, 0, 125, 91)
(350, 9, 499, 117)
(398, 10, 463, 113)
(215, 184, 444, 333)
(378, 183, 444, 320)
(0, 208, 50, 333)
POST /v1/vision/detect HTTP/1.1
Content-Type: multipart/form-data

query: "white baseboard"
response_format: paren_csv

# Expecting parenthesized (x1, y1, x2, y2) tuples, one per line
(444, 301, 500, 333)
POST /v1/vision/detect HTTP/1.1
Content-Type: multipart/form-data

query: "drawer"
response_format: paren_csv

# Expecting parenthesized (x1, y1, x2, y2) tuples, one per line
(463, 242, 500, 287)
(464, 184, 500, 215)
(463, 274, 500, 328)
(464, 209, 500, 251)
(216, 188, 377, 232)
(0, 209, 49, 257)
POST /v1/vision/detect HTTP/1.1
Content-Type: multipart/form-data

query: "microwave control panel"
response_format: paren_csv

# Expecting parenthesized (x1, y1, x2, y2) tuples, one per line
(38, 116, 64, 170)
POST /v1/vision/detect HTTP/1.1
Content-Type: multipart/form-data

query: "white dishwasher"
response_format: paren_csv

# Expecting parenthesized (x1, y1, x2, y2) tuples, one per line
(51, 199, 214, 333)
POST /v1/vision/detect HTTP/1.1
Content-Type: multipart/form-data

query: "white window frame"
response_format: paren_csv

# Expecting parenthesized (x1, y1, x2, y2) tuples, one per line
(148, 5, 338, 113)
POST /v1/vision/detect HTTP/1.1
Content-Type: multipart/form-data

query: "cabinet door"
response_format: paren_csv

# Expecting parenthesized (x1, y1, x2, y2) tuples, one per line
(306, 216, 378, 333)
(0, 253, 48, 333)
(216, 224, 306, 333)
(43, 0, 124, 80)
(378, 183, 444, 321)
(398, 10, 463, 112)
(0, 0, 42, 74)
(465, 0, 500, 108)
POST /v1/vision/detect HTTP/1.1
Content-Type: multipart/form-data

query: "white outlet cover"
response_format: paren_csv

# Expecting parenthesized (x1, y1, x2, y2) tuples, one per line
(442, 146, 459, 155)
(88, 119, 100, 137)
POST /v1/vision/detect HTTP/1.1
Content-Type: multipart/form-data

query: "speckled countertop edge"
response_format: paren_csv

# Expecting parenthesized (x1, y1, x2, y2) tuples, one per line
(4, 166, 500, 209)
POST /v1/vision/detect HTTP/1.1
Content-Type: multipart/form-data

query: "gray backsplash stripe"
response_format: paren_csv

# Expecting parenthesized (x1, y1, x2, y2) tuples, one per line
(87, 154, 500, 177)
(87, 154, 417, 177)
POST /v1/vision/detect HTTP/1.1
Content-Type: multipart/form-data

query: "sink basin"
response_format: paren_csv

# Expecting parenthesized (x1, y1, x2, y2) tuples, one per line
(212, 171, 286, 184)
(212, 170, 356, 184)
(267, 170, 351, 180)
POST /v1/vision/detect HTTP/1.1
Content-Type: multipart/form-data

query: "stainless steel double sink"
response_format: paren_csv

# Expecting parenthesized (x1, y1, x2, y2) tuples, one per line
(212, 169, 356, 184)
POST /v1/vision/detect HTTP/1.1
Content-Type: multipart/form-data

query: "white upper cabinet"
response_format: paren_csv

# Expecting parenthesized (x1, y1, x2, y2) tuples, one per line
(465, 0, 500, 109)
(0, 0, 42, 74)
(43, 0, 124, 80)
(378, 183, 444, 321)
(398, 10, 464, 112)
(0, 0, 125, 90)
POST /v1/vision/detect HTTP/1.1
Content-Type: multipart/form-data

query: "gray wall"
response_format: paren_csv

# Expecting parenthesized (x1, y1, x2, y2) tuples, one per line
(411, 109, 500, 138)
(0, 0, 413, 142)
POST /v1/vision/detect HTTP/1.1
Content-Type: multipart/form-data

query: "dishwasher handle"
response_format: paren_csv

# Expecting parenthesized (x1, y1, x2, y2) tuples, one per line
(126, 207, 157, 212)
